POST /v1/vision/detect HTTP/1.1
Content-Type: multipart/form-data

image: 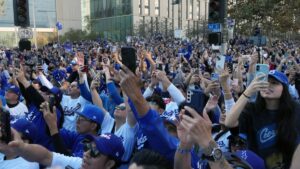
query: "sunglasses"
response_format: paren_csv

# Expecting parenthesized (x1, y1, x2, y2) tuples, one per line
(83, 142, 101, 158)
(231, 139, 247, 147)
(115, 105, 126, 110)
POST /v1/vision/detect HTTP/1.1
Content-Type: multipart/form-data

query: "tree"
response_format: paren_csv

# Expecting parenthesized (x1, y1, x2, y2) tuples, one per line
(59, 29, 102, 43)
(133, 17, 174, 38)
(228, 0, 300, 38)
(185, 17, 209, 39)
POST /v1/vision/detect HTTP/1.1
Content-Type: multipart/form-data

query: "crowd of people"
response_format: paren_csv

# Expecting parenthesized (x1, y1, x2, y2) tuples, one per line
(0, 35, 300, 169)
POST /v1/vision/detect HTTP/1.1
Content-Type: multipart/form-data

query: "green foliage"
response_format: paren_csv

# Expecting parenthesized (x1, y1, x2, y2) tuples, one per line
(59, 29, 102, 43)
(228, 0, 300, 36)
(59, 16, 102, 43)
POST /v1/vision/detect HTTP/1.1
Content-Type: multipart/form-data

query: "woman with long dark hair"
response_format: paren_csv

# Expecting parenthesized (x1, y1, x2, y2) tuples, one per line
(225, 70, 300, 169)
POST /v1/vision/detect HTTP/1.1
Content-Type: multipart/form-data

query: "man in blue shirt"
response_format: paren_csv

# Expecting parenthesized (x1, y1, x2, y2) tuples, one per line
(41, 103, 105, 157)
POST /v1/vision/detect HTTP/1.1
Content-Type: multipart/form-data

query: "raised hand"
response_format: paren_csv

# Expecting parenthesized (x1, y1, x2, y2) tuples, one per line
(119, 65, 142, 102)
(181, 106, 212, 148)
(203, 95, 219, 114)
(243, 74, 269, 97)
(40, 102, 58, 135)
(90, 79, 100, 91)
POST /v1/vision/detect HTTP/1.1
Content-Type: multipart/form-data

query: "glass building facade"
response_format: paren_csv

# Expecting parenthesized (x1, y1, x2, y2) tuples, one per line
(0, 0, 56, 28)
(0, 0, 56, 47)
(90, 0, 133, 41)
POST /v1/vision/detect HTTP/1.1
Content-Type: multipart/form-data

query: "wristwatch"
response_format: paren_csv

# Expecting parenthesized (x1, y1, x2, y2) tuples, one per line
(202, 147, 223, 162)
(202, 140, 223, 162)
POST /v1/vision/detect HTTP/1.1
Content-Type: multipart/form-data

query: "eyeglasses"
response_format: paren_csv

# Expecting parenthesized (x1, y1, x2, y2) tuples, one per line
(115, 105, 126, 110)
(83, 142, 101, 158)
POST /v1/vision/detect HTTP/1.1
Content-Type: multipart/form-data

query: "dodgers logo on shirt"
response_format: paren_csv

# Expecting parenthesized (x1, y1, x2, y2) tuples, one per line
(137, 134, 147, 150)
(217, 141, 225, 148)
(63, 103, 81, 116)
(256, 124, 277, 149)
(25, 111, 36, 122)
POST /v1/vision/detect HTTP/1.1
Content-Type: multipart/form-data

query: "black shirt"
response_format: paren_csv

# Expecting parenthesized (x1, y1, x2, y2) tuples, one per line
(239, 102, 300, 169)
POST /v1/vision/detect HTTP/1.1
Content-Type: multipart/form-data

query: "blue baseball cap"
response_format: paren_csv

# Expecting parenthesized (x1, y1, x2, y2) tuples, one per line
(224, 150, 265, 169)
(233, 150, 266, 169)
(268, 70, 288, 85)
(77, 105, 105, 125)
(85, 133, 124, 162)
(12, 118, 38, 143)
(7, 85, 20, 96)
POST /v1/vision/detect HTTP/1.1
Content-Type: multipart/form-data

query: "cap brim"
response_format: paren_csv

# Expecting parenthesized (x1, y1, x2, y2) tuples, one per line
(84, 135, 109, 158)
(268, 74, 286, 85)
(7, 89, 19, 95)
(224, 152, 253, 169)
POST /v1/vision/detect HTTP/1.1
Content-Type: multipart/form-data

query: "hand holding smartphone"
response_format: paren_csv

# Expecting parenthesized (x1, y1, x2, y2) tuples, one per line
(255, 64, 269, 82)
(179, 89, 206, 117)
(121, 47, 137, 73)
(215, 55, 225, 71)
(80, 65, 89, 73)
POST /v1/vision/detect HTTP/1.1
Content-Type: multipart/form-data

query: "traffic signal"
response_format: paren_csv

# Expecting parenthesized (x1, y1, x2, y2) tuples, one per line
(208, 32, 221, 45)
(208, 0, 225, 23)
(19, 39, 31, 51)
(13, 0, 30, 27)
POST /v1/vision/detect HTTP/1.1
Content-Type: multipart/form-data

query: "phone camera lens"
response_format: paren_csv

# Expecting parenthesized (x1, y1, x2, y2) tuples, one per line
(256, 65, 260, 71)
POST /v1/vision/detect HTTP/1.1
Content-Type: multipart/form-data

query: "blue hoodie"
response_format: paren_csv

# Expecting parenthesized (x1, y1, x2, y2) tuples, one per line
(129, 100, 178, 162)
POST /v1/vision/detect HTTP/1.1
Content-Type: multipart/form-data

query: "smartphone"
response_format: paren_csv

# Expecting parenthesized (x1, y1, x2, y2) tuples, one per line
(121, 47, 137, 73)
(156, 64, 163, 71)
(215, 55, 225, 70)
(211, 73, 219, 81)
(182, 89, 206, 116)
(287, 60, 294, 67)
(0, 108, 11, 143)
(49, 95, 56, 113)
(38, 57, 43, 66)
(256, 64, 269, 82)
(232, 78, 239, 86)
(14, 59, 20, 68)
(81, 65, 88, 73)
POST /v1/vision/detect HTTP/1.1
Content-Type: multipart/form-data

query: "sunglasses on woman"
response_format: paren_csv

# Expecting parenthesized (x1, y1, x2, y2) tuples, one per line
(83, 142, 101, 158)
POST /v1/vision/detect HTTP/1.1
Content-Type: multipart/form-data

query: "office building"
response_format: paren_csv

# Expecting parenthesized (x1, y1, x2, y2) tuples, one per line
(90, 0, 208, 41)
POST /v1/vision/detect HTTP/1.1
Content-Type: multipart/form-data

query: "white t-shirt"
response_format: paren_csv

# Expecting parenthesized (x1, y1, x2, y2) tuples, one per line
(51, 152, 82, 169)
(163, 101, 179, 120)
(212, 130, 231, 153)
(60, 95, 91, 132)
(0, 154, 39, 169)
(5, 102, 28, 124)
(101, 113, 138, 162)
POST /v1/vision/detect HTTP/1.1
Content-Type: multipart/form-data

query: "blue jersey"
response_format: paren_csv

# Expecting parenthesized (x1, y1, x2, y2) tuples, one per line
(129, 100, 178, 163)
(25, 103, 62, 151)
